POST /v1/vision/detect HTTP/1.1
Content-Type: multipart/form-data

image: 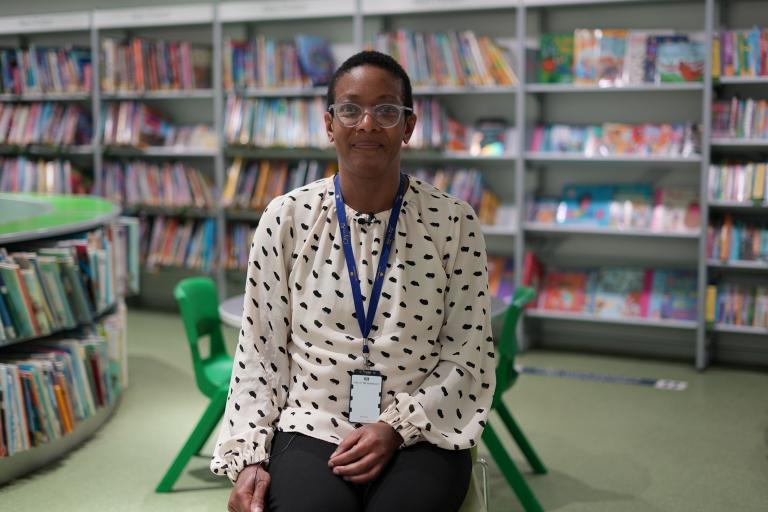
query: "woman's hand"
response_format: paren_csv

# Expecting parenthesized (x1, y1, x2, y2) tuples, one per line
(327, 422, 404, 484)
(228, 463, 270, 512)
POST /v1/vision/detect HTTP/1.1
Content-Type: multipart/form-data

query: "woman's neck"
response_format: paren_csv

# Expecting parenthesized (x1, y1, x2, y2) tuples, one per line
(338, 169, 401, 214)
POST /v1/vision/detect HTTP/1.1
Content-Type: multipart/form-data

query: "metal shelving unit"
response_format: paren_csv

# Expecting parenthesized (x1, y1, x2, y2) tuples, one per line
(525, 83, 705, 93)
(526, 309, 698, 330)
(524, 222, 700, 239)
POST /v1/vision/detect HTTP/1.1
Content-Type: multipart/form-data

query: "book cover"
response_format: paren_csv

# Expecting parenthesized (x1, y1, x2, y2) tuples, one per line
(539, 33, 574, 83)
(559, 184, 614, 226)
(594, 267, 650, 319)
(651, 188, 700, 233)
(649, 270, 698, 321)
(294, 34, 334, 87)
(538, 269, 594, 313)
(469, 119, 507, 156)
(574, 29, 599, 85)
(657, 41, 705, 82)
(645, 34, 688, 83)
(609, 184, 654, 230)
(597, 29, 627, 86)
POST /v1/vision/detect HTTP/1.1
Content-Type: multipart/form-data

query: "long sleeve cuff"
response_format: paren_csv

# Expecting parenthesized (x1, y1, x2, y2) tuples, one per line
(210, 429, 273, 483)
(379, 405, 422, 448)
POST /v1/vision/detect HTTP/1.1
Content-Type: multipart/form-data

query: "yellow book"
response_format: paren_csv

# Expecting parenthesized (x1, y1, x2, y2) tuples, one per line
(705, 285, 717, 323)
(712, 33, 721, 79)
(753, 163, 765, 201)
(251, 160, 271, 210)
(221, 157, 243, 207)
(53, 384, 73, 434)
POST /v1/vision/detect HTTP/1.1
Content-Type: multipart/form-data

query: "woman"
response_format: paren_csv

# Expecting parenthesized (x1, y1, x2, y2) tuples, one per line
(213, 51, 495, 512)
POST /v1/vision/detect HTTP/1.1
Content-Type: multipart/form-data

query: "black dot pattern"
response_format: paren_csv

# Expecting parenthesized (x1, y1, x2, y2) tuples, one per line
(211, 176, 495, 483)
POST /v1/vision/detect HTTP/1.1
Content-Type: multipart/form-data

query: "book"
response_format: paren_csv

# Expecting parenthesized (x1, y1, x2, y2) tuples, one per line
(593, 268, 651, 319)
(648, 270, 698, 321)
(294, 34, 335, 87)
(651, 188, 700, 233)
(609, 184, 654, 230)
(597, 29, 627, 87)
(469, 119, 508, 156)
(657, 40, 705, 82)
(538, 269, 595, 313)
(573, 29, 600, 85)
(558, 184, 614, 226)
(539, 33, 574, 83)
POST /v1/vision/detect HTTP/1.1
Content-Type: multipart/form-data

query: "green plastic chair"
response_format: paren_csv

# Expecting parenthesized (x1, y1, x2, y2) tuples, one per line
(156, 277, 233, 492)
(481, 286, 547, 512)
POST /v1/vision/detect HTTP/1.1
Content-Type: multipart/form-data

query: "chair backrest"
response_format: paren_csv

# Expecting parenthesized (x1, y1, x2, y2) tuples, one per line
(492, 286, 536, 408)
(173, 277, 229, 397)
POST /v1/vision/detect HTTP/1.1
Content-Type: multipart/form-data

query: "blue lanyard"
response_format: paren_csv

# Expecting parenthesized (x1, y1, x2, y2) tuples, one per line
(334, 172, 407, 367)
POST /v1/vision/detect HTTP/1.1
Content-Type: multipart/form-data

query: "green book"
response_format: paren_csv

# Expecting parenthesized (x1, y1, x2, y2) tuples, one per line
(0, 263, 35, 338)
(539, 33, 574, 83)
(37, 257, 77, 329)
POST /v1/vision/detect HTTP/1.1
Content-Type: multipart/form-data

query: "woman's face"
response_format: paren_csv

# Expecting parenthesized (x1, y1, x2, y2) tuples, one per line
(325, 65, 417, 180)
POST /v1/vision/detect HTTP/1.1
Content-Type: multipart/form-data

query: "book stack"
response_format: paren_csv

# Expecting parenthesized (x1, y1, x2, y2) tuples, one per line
(711, 97, 768, 140)
(223, 34, 334, 90)
(408, 98, 451, 150)
(0, 103, 92, 146)
(224, 223, 257, 271)
(538, 30, 704, 85)
(529, 184, 700, 233)
(141, 217, 216, 272)
(0, 227, 129, 343)
(708, 215, 768, 263)
(487, 256, 515, 304)
(222, 158, 336, 211)
(101, 38, 211, 92)
(409, 168, 503, 226)
(529, 122, 701, 157)
(0, 307, 126, 456)
(713, 27, 768, 79)
(708, 162, 767, 203)
(371, 30, 517, 87)
(0, 46, 91, 95)
(99, 160, 214, 209)
(534, 261, 698, 321)
(706, 282, 768, 328)
(0, 157, 89, 194)
(102, 102, 215, 149)
(224, 96, 329, 148)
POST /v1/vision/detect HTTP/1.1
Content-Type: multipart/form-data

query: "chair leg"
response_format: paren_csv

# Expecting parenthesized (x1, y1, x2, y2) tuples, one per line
(496, 402, 547, 475)
(156, 389, 227, 492)
(482, 425, 544, 512)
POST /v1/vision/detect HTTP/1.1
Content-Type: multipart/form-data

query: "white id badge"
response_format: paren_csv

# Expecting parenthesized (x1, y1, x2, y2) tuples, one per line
(348, 370, 383, 423)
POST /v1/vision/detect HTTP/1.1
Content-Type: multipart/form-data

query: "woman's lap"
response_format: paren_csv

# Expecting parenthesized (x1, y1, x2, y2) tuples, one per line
(266, 431, 471, 512)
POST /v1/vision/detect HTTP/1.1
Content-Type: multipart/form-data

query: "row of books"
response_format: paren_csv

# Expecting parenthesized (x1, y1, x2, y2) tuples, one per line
(0, 227, 130, 343)
(538, 30, 704, 85)
(708, 216, 768, 263)
(409, 168, 505, 227)
(101, 38, 211, 93)
(99, 160, 215, 209)
(706, 283, 768, 328)
(140, 217, 216, 272)
(713, 28, 768, 79)
(224, 96, 329, 149)
(529, 122, 701, 157)
(0, 103, 92, 147)
(369, 30, 518, 87)
(224, 223, 257, 271)
(0, 309, 125, 456)
(223, 34, 334, 90)
(708, 162, 767, 203)
(0, 47, 91, 95)
(222, 158, 335, 211)
(711, 97, 768, 140)
(0, 157, 89, 195)
(535, 263, 698, 321)
(102, 102, 216, 149)
(487, 256, 515, 304)
(529, 184, 700, 233)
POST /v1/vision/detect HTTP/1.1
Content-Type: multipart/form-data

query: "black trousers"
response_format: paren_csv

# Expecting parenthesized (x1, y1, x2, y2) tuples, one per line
(266, 431, 472, 512)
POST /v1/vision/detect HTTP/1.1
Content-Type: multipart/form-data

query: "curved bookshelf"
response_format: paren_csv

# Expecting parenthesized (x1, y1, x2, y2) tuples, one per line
(0, 396, 121, 485)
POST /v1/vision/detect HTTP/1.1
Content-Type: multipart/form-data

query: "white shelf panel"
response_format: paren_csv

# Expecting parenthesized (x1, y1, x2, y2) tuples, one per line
(481, 225, 517, 236)
(101, 89, 214, 100)
(220, 0, 355, 22)
(707, 260, 768, 271)
(0, 12, 90, 34)
(708, 200, 768, 212)
(712, 323, 768, 336)
(103, 146, 218, 157)
(0, 145, 94, 155)
(526, 308, 698, 330)
(240, 87, 327, 98)
(0, 92, 89, 102)
(524, 222, 700, 239)
(224, 146, 335, 159)
(526, 82, 704, 93)
(525, 152, 702, 163)
(413, 85, 518, 95)
(363, 0, 515, 15)
(716, 76, 768, 85)
(711, 138, 768, 148)
(524, 0, 680, 6)
(402, 150, 518, 162)
(94, 5, 214, 29)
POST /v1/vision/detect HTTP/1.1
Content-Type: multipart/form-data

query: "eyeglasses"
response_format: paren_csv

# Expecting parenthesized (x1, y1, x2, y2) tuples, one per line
(328, 102, 413, 128)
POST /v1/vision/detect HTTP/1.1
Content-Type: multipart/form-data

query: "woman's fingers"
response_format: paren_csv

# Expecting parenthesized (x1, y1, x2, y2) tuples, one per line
(331, 451, 379, 477)
(250, 466, 271, 512)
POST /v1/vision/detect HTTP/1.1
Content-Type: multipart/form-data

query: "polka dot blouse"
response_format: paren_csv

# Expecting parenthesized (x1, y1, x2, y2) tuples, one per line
(211, 175, 496, 483)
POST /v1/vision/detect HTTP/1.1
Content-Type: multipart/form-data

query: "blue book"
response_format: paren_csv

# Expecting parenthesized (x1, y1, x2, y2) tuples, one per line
(295, 34, 335, 86)
(559, 184, 614, 226)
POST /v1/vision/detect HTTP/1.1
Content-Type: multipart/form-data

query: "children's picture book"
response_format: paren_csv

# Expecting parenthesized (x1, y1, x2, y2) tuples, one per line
(648, 270, 698, 321)
(593, 267, 650, 318)
(558, 184, 613, 226)
(645, 34, 688, 83)
(574, 29, 600, 84)
(294, 34, 335, 86)
(469, 118, 508, 156)
(538, 269, 595, 313)
(597, 29, 627, 87)
(609, 184, 654, 230)
(651, 188, 700, 233)
(539, 33, 574, 83)
(599, 123, 642, 155)
(657, 41, 705, 82)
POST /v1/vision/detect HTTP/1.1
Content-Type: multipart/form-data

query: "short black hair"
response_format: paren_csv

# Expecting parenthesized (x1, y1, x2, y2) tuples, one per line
(326, 50, 413, 111)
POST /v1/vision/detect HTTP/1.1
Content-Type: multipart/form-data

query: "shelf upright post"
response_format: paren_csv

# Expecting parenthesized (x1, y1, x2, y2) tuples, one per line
(515, 0, 529, 350)
(213, 4, 227, 301)
(91, 11, 102, 198)
(697, 0, 716, 371)
(354, 0, 363, 52)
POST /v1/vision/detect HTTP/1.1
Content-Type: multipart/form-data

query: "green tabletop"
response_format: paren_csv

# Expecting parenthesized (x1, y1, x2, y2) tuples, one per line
(0, 193, 120, 244)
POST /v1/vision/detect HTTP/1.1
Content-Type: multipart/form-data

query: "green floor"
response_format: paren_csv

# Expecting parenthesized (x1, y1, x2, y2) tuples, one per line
(1, 309, 767, 511)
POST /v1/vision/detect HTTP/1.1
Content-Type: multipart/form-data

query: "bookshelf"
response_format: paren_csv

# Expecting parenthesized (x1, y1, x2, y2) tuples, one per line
(1, 0, 766, 368)
(0, 193, 131, 483)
